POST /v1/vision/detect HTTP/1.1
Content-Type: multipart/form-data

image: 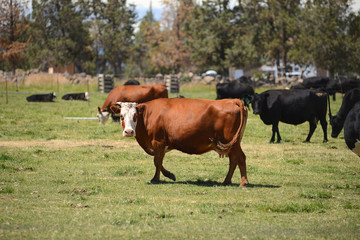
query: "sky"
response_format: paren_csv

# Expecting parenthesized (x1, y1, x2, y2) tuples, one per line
(129, 0, 360, 21)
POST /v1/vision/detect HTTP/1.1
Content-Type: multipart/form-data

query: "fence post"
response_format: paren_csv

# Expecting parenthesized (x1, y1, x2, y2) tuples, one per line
(5, 72, 8, 104)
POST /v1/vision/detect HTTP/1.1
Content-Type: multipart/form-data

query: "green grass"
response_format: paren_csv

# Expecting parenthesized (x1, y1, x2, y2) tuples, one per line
(0, 83, 359, 239)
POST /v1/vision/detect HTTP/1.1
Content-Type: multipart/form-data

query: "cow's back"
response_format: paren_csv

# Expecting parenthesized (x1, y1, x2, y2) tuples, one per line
(216, 81, 254, 99)
(302, 77, 330, 89)
(102, 84, 168, 109)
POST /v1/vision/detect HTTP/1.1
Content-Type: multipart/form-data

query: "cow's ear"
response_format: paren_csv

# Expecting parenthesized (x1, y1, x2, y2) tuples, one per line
(136, 104, 145, 115)
(97, 107, 102, 114)
(110, 104, 120, 114)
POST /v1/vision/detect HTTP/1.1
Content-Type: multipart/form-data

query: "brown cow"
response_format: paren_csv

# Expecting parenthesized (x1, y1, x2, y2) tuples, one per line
(97, 83, 168, 124)
(115, 98, 249, 186)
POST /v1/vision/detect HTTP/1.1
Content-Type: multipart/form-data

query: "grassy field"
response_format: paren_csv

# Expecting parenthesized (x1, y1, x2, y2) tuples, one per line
(0, 82, 359, 239)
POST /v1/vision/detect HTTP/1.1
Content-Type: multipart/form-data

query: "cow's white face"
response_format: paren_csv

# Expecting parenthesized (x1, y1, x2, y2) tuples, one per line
(118, 102, 138, 137)
(97, 107, 110, 125)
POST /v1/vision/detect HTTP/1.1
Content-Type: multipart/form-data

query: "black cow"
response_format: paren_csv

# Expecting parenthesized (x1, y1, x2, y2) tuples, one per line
(301, 76, 331, 89)
(26, 92, 56, 102)
(291, 76, 337, 100)
(250, 89, 329, 143)
(330, 88, 360, 156)
(342, 103, 360, 156)
(123, 79, 140, 85)
(335, 77, 360, 93)
(62, 92, 89, 101)
(216, 81, 254, 108)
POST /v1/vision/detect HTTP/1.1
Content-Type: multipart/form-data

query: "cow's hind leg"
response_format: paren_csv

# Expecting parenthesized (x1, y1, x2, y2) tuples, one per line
(223, 152, 238, 185)
(237, 146, 248, 186)
(305, 120, 317, 142)
(271, 122, 281, 143)
(320, 118, 328, 143)
(224, 145, 248, 186)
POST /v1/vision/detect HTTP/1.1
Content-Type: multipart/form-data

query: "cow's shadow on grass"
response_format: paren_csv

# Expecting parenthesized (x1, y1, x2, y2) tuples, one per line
(148, 179, 280, 188)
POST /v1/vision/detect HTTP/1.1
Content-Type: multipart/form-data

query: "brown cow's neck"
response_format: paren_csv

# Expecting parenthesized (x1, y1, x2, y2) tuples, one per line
(135, 115, 153, 155)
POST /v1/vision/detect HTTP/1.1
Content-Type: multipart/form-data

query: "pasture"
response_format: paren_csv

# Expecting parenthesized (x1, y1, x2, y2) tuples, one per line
(0, 83, 359, 239)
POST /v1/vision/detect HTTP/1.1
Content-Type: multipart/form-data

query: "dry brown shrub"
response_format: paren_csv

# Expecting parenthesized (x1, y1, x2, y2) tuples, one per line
(24, 73, 69, 86)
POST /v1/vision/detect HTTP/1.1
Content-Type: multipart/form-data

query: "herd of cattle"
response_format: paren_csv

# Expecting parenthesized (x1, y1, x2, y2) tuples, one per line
(25, 76, 360, 185)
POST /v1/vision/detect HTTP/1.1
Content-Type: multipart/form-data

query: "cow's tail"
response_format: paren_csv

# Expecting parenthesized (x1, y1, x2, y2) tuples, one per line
(212, 99, 248, 152)
(327, 92, 332, 119)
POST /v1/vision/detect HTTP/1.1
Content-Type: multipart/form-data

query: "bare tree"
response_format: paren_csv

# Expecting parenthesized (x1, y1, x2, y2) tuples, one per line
(0, 0, 30, 75)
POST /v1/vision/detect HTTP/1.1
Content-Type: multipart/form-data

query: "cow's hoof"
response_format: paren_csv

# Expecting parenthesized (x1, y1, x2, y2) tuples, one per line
(163, 172, 176, 181)
(240, 181, 249, 187)
(223, 180, 232, 186)
(150, 178, 160, 184)
(168, 173, 176, 181)
(303, 140, 310, 143)
(323, 139, 328, 143)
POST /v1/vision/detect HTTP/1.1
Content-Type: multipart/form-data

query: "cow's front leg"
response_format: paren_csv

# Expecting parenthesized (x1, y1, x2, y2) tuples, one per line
(150, 151, 165, 183)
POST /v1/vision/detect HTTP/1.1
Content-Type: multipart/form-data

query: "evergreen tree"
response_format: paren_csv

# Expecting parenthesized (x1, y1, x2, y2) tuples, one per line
(225, 1, 264, 70)
(347, 10, 360, 74)
(184, 0, 233, 74)
(99, 0, 137, 76)
(305, 0, 355, 77)
(28, 0, 92, 72)
(259, 0, 301, 75)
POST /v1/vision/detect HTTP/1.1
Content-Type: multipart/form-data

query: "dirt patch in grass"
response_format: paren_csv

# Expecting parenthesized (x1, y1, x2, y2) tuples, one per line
(0, 139, 138, 148)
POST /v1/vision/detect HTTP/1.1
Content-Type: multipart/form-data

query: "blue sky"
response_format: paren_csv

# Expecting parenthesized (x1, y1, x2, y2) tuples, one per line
(128, 0, 164, 21)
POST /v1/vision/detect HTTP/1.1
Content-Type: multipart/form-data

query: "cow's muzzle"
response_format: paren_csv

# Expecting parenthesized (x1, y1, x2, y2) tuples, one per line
(123, 129, 135, 137)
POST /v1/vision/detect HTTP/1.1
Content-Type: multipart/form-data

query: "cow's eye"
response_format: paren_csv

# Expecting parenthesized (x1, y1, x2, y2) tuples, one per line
(120, 114, 124, 120)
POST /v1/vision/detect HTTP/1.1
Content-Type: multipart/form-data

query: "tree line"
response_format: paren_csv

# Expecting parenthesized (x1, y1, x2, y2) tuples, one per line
(1, 0, 359, 78)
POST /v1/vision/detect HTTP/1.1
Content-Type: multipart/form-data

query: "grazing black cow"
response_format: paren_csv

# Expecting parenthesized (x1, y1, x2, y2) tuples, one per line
(301, 76, 331, 89)
(330, 88, 360, 156)
(342, 103, 360, 156)
(291, 76, 337, 100)
(62, 92, 89, 101)
(26, 92, 56, 102)
(250, 89, 328, 143)
(216, 81, 254, 108)
(336, 77, 360, 93)
(123, 79, 140, 85)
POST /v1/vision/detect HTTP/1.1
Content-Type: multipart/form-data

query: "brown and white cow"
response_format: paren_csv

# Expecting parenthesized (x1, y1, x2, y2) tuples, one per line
(97, 83, 168, 124)
(114, 98, 249, 186)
